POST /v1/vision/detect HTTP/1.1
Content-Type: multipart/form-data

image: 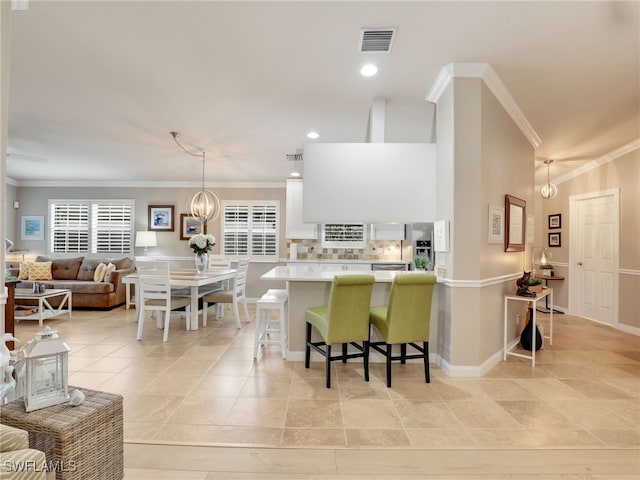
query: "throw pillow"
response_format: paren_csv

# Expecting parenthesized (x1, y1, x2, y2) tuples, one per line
(18, 262, 32, 280)
(102, 263, 116, 282)
(93, 263, 107, 282)
(28, 262, 53, 281)
(77, 259, 102, 281)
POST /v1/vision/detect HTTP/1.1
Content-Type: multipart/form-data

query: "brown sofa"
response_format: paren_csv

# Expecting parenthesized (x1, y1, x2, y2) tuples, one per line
(6, 256, 134, 309)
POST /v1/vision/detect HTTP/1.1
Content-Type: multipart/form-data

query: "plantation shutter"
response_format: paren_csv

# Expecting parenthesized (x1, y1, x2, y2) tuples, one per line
(251, 205, 277, 258)
(91, 202, 133, 254)
(223, 204, 249, 256)
(49, 199, 134, 254)
(50, 202, 90, 253)
(222, 201, 279, 261)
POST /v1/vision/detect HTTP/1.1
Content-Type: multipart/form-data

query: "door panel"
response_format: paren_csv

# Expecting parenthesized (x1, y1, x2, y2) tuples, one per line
(575, 193, 617, 325)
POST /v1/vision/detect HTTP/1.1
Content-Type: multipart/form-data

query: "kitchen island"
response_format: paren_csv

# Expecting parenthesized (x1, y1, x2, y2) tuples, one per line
(261, 265, 436, 360)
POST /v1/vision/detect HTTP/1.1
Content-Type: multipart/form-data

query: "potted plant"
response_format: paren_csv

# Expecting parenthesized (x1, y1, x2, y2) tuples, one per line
(539, 264, 554, 277)
(414, 256, 428, 271)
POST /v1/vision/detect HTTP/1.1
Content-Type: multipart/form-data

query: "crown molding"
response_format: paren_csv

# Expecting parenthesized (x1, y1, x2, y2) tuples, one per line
(553, 137, 640, 186)
(6, 179, 286, 189)
(425, 62, 542, 149)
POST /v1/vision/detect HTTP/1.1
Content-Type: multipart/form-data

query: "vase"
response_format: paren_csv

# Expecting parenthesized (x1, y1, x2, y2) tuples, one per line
(195, 252, 208, 273)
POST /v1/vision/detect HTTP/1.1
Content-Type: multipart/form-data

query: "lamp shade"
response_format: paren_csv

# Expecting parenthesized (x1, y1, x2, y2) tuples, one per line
(135, 231, 157, 248)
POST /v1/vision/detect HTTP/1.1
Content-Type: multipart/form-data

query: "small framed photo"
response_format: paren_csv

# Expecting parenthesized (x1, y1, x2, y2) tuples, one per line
(180, 214, 207, 240)
(148, 205, 175, 231)
(548, 213, 561, 229)
(21, 216, 44, 240)
(487, 204, 504, 244)
(548, 232, 561, 247)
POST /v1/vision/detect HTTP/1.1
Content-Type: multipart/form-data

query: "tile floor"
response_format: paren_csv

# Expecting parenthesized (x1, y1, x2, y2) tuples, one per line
(10, 302, 640, 478)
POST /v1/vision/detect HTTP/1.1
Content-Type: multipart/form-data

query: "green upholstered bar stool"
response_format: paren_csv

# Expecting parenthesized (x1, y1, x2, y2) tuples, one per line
(305, 274, 375, 388)
(369, 273, 437, 387)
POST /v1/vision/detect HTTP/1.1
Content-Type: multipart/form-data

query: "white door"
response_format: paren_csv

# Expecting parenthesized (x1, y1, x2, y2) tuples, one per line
(571, 190, 618, 325)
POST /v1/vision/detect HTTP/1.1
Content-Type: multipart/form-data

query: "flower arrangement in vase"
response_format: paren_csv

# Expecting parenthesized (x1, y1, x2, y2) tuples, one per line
(189, 233, 216, 273)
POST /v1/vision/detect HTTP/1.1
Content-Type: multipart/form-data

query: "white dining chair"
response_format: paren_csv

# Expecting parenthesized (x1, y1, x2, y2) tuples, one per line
(202, 257, 250, 329)
(208, 255, 232, 270)
(207, 255, 232, 316)
(136, 260, 191, 342)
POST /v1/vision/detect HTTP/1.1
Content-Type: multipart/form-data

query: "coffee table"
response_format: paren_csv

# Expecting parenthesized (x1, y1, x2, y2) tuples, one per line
(14, 288, 72, 327)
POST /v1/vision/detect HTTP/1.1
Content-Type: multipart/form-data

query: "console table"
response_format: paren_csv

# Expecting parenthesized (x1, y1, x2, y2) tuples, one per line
(538, 274, 565, 314)
(0, 386, 123, 480)
(503, 288, 554, 367)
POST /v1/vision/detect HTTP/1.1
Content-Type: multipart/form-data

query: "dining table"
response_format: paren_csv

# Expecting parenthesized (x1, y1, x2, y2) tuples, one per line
(122, 268, 237, 330)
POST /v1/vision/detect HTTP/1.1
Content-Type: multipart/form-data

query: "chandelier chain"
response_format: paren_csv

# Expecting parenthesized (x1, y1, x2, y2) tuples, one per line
(170, 131, 221, 223)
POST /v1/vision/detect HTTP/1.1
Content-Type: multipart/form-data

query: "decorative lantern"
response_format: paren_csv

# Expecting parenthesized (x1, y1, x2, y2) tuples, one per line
(20, 326, 70, 412)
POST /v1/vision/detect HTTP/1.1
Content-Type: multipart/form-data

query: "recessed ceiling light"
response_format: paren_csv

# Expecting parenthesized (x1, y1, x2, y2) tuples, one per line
(306, 131, 320, 139)
(290, 172, 301, 177)
(360, 64, 378, 77)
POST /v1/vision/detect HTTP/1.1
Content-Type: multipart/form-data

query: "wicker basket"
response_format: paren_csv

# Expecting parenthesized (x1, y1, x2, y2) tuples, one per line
(0, 386, 123, 480)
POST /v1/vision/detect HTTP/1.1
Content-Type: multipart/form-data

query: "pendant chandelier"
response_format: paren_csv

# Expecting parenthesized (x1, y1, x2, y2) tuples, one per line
(540, 159, 558, 199)
(170, 132, 221, 224)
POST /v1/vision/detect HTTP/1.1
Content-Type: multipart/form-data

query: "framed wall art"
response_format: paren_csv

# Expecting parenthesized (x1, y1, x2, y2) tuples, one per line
(548, 213, 561, 229)
(487, 204, 504, 244)
(21, 216, 44, 240)
(504, 194, 526, 252)
(148, 205, 175, 231)
(548, 232, 561, 247)
(180, 214, 207, 240)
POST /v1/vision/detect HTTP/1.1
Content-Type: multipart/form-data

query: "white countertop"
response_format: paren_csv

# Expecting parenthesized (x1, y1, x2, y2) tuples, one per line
(262, 265, 427, 282)
(285, 259, 409, 264)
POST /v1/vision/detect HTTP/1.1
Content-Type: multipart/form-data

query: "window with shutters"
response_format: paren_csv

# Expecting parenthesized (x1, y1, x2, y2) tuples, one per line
(222, 201, 279, 262)
(49, 200, 134, 255)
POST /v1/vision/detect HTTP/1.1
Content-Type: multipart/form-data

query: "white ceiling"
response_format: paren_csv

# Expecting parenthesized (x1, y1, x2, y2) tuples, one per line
(5, 1, 639, 187)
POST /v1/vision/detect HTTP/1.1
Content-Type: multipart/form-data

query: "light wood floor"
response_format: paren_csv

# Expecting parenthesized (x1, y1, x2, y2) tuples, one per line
(12, 303, 639, 478)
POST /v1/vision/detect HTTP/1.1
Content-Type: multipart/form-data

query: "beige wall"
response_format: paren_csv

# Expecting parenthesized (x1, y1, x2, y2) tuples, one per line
(435, 77, 535, 373)
(536, 149, 640, 330)
(7, 184, 286, 298)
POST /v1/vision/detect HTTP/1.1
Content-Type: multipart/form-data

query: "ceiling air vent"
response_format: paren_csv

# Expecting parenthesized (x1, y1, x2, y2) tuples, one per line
(359, 28, 396, 53)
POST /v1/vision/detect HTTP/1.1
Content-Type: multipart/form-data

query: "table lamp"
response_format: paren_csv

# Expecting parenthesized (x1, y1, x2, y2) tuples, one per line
(135, 231, 157, 256)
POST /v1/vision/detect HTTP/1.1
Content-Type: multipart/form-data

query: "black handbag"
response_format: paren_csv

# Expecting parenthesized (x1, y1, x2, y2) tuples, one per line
(520, 307, 542, 351)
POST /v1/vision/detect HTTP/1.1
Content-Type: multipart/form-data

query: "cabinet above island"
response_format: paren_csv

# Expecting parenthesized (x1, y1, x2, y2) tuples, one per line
(286, 178, 317, 239)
